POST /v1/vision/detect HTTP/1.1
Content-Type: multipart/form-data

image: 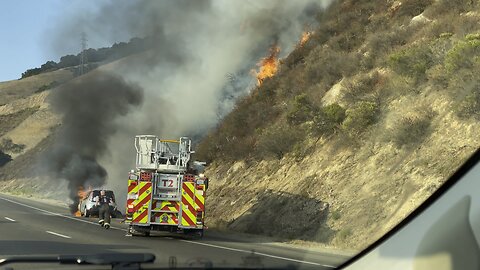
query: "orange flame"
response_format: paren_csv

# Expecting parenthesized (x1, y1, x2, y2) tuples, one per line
(299, 31, 313, 47)
(251, 45, 280, 86)
(74, 186, 91, 216)
(77, 186, 90, 200)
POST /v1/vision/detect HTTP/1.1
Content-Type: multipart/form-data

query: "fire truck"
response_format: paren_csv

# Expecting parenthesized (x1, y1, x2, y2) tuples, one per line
(125, 135, 207, 238)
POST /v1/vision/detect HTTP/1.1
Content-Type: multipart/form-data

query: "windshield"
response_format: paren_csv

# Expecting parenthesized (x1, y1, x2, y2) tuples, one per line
(0, 0, 478, 269)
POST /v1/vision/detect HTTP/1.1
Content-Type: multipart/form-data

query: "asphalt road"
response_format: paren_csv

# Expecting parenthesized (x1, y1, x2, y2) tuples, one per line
(0, 193, 349, 269)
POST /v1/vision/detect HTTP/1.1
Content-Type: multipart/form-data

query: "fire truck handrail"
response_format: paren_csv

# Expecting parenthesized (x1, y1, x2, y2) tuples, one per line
(134, 135, 192, 171)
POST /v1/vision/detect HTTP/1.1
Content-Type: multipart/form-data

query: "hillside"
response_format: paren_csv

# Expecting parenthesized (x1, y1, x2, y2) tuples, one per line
(195, 0, 480, 250)
(0, 68, 70, 198)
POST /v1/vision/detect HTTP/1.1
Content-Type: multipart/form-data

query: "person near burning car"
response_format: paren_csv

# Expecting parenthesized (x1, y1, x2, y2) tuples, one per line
(96, 190, 112, 229)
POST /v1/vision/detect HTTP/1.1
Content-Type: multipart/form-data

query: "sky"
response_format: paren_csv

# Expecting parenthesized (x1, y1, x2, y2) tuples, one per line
(0, 1, 109, 82)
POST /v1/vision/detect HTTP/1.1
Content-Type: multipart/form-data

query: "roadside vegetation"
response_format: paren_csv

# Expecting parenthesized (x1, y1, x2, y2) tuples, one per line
(197, 0, 480, 164)
(197, 0, 480, 248)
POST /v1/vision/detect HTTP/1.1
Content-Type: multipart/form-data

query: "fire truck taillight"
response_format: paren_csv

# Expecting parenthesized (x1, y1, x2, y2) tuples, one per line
(127, 204, 134, 213)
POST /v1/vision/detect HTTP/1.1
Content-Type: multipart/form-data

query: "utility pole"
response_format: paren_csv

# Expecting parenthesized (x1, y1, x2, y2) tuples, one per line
(80, 32, 88, 75)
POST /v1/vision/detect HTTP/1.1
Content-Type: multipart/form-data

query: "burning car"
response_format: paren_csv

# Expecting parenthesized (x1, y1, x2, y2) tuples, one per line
(78, 189, 121, 218)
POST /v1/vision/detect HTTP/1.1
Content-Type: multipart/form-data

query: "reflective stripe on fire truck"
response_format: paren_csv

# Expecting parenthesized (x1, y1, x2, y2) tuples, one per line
(181, 182, 196, 227)
(151, 212, 178, 225)
(195, 184, 205, 211)
(132, 181, 152, 224)
(159, 201, 180, 212)
(126, 180, 139, 216)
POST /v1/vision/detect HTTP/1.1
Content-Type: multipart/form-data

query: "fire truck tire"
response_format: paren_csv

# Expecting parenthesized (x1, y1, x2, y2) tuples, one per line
(129, 226, 150, 237)
(184, 229, 204, 239)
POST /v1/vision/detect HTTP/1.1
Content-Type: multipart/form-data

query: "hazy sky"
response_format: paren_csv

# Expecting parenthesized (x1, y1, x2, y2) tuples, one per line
(0, 1, 109, 82)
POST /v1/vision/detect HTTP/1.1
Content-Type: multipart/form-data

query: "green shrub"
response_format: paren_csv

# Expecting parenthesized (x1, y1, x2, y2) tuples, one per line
(445, 34, 480, 72)
(0, 138, 25, 154)
(390, 108, 436, 147)
(323, 103, 347, 124)
(389, 44, 434, 80)
(439, 33, 454, 39)
(311, 103, 346, 136)
(428, 34, 454, 63)
(456, 87, 480, 120)
(331, 210, 341, 220)
(286, 94, 316, 125)
(342, 101, 379, 135)
(338, 227, 352, 241)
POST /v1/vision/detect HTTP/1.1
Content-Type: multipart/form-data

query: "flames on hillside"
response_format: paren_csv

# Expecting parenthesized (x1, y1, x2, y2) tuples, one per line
(251, 45, 280, 86)
(73, 185, 92, 217)
(251, 31, 313, 86)
(299, 31, 313, 47)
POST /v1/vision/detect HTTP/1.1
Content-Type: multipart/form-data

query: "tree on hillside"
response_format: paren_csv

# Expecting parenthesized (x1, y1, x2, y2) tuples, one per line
(58, 55, 80, 68)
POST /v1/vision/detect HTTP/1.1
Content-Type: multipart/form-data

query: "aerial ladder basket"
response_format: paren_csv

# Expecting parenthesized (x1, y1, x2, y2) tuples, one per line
(134, 135, 193, 173)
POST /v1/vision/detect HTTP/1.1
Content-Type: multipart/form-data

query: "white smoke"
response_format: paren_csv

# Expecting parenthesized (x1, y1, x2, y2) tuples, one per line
(50, 0, 333, 206)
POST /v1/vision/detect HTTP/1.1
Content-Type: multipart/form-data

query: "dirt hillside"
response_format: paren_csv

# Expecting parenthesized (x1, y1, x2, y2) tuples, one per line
(197, 0, 480, 250)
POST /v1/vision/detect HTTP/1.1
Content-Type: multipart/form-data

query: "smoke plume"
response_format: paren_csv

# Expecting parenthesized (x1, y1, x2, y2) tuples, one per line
(42, 72, 143, 212)
(44, 0, 332, 206)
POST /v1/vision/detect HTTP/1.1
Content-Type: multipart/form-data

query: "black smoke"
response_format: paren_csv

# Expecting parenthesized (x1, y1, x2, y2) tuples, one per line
(42, 71, 143, 212)
(44, 0, 332, 207)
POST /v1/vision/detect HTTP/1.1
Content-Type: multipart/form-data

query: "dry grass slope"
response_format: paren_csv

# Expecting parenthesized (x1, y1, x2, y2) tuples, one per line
(197, 0, 480, 249)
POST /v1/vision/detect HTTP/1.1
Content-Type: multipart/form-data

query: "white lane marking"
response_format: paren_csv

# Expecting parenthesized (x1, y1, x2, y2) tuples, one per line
(46, 230, 71, 239)
(0, 196, 125, 231)
(0, 196, 333, 267)
(4, 217, 15, 222)
(180, 239, 335, 267)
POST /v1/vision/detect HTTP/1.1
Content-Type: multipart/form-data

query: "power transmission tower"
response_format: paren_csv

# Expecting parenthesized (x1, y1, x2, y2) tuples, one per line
(80, 32, 88, 75)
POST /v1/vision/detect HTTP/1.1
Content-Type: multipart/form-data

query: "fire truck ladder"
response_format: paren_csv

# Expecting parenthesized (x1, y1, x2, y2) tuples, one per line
(134, 136, 194, 227)
(134, 136, 193, 173)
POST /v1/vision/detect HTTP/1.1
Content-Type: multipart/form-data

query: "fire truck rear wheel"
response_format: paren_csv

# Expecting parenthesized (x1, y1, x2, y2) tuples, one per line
(197, 229, 204, 239)
(129, 226, 142, 237)
(184, 229, 203, 239)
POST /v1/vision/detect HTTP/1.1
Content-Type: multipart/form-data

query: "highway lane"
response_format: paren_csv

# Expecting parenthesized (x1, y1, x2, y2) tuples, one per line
(0, 193, 350, 269)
